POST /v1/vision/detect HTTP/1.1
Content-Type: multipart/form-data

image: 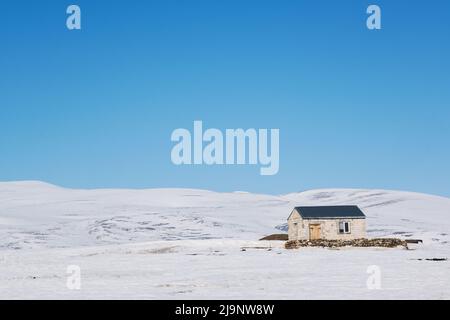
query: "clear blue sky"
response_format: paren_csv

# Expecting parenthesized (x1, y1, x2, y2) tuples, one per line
(1, 0, 449, 196)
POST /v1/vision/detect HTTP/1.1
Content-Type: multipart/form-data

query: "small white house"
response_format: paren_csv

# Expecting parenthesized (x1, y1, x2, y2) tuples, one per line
(288, 206, 366, 241)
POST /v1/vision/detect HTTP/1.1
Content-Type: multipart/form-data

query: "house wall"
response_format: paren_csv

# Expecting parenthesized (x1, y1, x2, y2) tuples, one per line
(288, 211, 366, 240)
(287, 209, 304, 240)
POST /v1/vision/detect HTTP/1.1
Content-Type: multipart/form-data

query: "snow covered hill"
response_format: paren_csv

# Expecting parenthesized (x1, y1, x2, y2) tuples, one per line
(0, 181, 449, 299)
(0, 181, 449, 250)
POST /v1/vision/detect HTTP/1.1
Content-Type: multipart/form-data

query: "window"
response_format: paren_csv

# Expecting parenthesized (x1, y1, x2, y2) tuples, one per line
(339, 221, 351, 234)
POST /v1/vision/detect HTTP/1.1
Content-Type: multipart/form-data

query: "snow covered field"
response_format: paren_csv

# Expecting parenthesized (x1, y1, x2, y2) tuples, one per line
(0, 181, 449, 299)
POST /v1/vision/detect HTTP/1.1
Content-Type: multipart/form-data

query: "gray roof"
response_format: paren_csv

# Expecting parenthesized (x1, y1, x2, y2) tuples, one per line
(294, 205, 366, 219)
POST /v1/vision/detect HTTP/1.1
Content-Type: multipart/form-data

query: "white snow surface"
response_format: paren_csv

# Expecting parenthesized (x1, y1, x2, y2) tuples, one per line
(0, 181, 449, 299)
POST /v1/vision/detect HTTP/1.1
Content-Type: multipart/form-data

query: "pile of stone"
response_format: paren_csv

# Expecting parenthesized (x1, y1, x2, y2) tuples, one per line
(259, 234, 289, 241)
(285, 238, 407, 250)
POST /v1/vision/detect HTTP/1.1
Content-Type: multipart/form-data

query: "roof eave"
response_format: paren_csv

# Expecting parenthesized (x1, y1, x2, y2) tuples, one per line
(301, 216, 366, 220)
